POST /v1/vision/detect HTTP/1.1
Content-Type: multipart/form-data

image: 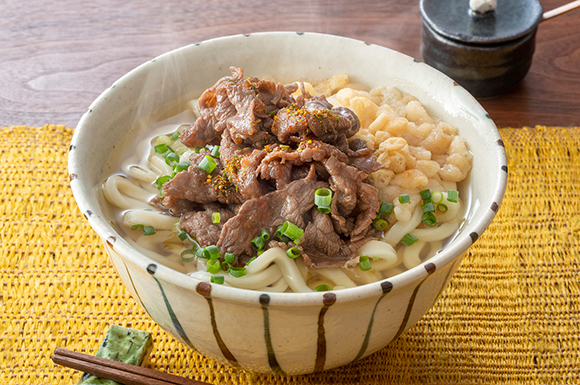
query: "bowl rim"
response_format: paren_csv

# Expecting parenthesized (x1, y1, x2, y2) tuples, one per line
(69, 31, 507, 306)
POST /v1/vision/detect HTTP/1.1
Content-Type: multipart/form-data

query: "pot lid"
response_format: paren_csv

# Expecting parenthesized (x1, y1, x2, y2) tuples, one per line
(420, 0, 543, 44)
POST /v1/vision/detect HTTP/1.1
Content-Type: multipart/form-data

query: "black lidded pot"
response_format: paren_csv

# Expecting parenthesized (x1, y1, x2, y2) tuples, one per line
(420, 0, 543, 98)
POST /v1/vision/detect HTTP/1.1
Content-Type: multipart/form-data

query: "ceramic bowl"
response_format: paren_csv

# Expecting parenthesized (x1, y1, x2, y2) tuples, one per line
(68, 32, 507, 375)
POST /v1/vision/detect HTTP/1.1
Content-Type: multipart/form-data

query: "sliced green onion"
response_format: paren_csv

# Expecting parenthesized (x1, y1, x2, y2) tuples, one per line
(205, 245, 220, 260)
(359, 256, 372, 271)
(176, 147, 189, 156)
(257, 249, 265, 256)
(431, 190, 444, 204)
(210, 145, 220, 158)
(220, 261, 230, 271)
(275, 224, 291, 243)
(401, 233, 418, 246)
(177, 230, 188, 241)
(131, 224, 156, 236)
(314, 188, 332, 209)
(173, 161, 190, 173)
(211, 212, 221, 224)
(196, 155, 217, 174)
(261, 228, 270, 241)
(154, 175, 172, 190)
(280, 221, 304, 244)
(251, 235, 265, 250)
(142, 226, 156, 236)
(398, 194, 411, 204)
(245, 257, 256, 266)
(318, 206, 331, 214)
(373, 218, 389, 231)
(224, 252, 235, 264)
(180, 249, 196, 263)
(210, 275, 224, 284)
(170, 131, 180, 141)
(286, 247, 301, 259)
(421, 202, 435, 213)
(422, 212, 437, 227)
(206, 258, 221, 274)
(315, 284, 331, 292)
(377, 202, 394, 217)
(447, 190, 459, 203)
(165, 152, 180, 166)
(420, 189, 432, 201)
(229, 267, 247, 278)
(437, 203, 448, 213)
(154, 143, 169, 154)
(196, 247, 206, 259)
(194, 146, 208, 154)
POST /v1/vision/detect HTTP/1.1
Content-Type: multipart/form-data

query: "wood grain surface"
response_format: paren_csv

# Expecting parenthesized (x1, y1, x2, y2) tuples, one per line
(1, 0, 579, 128)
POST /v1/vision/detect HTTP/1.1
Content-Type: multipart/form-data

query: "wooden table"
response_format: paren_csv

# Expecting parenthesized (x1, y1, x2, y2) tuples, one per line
(1, 0, 579, 128)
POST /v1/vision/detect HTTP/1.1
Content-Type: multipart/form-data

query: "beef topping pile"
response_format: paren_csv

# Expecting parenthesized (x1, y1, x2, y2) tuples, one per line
(158, 67, 384, 269)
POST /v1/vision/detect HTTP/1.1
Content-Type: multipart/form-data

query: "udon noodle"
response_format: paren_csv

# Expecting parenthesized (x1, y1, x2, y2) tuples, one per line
(103, 73, 472, 293)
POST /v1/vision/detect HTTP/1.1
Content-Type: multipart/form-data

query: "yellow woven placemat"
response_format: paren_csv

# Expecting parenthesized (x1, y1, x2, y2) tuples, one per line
(1, 125, 579, 384)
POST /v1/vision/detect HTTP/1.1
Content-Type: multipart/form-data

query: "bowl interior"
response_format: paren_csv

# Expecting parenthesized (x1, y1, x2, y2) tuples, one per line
(69, 31, 507, 303)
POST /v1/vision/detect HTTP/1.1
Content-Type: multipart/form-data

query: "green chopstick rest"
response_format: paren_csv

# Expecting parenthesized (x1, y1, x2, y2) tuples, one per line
(77, 324, 153, 385)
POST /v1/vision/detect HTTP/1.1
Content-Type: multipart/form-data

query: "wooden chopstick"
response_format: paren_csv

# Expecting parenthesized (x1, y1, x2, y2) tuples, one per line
(51, 347, 210, 385)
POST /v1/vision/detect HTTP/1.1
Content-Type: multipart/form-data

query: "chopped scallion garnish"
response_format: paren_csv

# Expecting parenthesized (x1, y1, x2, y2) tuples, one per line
(205, 245, 220, 260)
(224, 252, 235, 264)
(421, 202, 435, 213)
(401, 233, 418, 246)
(431, 190, 444, 204)
(422, 212, 437, 227)
(359, 256, 372, 271)
(447, 190, 459, 203)
(314, 188, 332, 213)
(211, 212, 221, 224)
(279, 221, 304, 244)
(154, 143, 169, 154)
(229, 267, 247, 278)
(173, 161, 190, 173)
(245, 256, 256, 266)
(180, 249, 196, 263)
(275, 224, 291, 243)
(164, 152, 179, 166)
(437, 203, 448, 213)
(377, 202, 394, 217)
(420, 189, 432, 201)
(170, 131, 180, 141)
(210, 275, 224, 284)
(210, 145, 220, 158)
(315, 284, 331, 292)
(398, 194, 411, 204)
(142, 226, 156, 236)
(130, 224, 156, 236)
(206, 258, 221, 274)
(177, 230, 188, 241)
(372, 218, 389, 231)
(194, 146, 208, 154)
(286, 247, 301, 259)
(196, 155, 217, 174)
(251, 235, 265, 250)
(261, 229, 270, 241)
(154, 175, 172, 190)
